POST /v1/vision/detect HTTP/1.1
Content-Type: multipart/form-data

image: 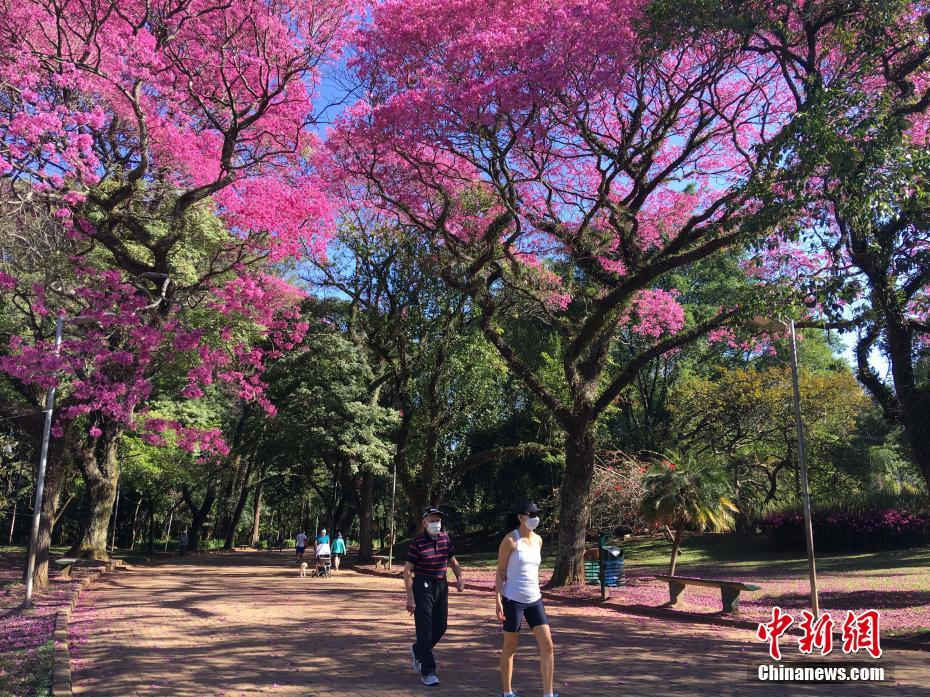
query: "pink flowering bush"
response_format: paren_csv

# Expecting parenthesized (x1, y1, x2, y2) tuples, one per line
(765, 508, 930, 553)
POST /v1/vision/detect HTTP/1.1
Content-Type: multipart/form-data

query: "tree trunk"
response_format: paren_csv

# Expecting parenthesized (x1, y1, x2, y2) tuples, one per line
(145, 499, 155, 556)
(849, 243, 930, 490)
(70, 430, 120, 560)
(108, 479, 119, 552)
(390, 402, 419, 532)
(899, 389, 930, 490)
(551, 425, 596, 587)
(163, 507, 174, 552)
(409, 363, 444, 520)
(357, 469, 375, 562)
(222, 455, 255, 549)
(8, 501, 15, 546)
(183, 483, 217, 552)
(668, 527, 683, 577)
(224, 460, 256, 550)
(129, 497, 143, 551)
(29, 444, 70, 592)
(214, 474, 232, 544)
(250, 480, 264, 546)
(330, 466, 340, 535)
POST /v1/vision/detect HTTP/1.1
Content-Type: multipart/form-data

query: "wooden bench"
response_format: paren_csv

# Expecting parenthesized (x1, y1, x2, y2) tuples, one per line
(372, 554, 391, 570)
(655, 574, 761, 614)
(53, 557, 81, 580)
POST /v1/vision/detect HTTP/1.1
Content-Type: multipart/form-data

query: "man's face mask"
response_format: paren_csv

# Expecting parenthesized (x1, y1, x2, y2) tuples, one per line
(426, 521, 442, 535)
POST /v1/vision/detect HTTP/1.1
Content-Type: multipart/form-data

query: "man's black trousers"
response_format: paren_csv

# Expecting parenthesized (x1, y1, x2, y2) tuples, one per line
(413, 575, 448, 676)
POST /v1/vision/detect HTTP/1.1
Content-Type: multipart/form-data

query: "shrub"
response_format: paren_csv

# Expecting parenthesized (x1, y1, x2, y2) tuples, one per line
(764, 507, 930, 553)
(588, 451, 650, 535)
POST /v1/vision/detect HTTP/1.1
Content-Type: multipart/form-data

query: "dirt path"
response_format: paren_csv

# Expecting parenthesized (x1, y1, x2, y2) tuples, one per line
(69, 551, 929, 696)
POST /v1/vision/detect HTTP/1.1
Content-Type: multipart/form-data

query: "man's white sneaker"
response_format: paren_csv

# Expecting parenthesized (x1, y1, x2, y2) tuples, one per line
(421, 673, 440, 686)
(410, 644, 421, 673)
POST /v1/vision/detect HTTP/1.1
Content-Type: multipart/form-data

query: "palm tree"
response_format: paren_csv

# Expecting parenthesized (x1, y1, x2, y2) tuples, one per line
(640, 451, 738, 576)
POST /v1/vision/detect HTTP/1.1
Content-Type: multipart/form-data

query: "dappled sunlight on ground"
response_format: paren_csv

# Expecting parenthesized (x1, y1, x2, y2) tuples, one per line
(69, 551, 930, 696)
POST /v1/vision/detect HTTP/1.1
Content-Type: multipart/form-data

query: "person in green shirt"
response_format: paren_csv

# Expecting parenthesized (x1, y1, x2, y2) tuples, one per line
(331, 530, 347, 572)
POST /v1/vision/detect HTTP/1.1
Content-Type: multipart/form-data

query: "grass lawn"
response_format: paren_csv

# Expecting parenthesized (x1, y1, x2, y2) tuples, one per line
(447, 532, 930, 638)
(0, 545, 115, 697)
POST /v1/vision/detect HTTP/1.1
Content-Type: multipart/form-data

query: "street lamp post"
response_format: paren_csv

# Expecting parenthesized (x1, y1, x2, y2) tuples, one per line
(23, 315, 63, 608)
(387, 459, 398, 571)
(786, 318, 820, 617)
(753, 315, 820, 616)
(109, 476, 120, 554)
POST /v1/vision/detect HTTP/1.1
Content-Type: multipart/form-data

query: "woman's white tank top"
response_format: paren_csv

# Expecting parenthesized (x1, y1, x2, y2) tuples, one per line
(502, 529, 542, 603)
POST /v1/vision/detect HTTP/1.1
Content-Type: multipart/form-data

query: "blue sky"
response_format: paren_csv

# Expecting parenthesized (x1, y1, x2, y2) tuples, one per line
(304, 51, 891, 382)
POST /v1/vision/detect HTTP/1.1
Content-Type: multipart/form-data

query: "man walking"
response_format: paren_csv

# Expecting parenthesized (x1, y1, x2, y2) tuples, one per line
(404, 506, 464, 686)
(295, 530, 309, 561)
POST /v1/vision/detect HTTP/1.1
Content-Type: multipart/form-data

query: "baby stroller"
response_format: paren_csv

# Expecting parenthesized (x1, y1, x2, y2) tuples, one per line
(313, 543, 332, 577)
(314, 553, 332, 577)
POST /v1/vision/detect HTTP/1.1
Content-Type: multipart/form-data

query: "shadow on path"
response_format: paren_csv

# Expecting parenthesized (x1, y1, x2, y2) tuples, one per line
(69, 551, 930, 697)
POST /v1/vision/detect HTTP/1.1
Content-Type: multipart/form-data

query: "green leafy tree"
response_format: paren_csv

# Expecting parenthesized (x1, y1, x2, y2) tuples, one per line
(669, 358, 871, 523)
(256, 317, 399, 558)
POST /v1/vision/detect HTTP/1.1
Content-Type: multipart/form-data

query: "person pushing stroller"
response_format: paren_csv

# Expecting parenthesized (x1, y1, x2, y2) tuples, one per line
(314, 535, 332, 577)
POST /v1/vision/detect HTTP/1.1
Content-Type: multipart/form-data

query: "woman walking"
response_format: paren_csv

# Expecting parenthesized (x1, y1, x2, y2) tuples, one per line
(495, 502, 557, 697)
(331, 530, 347, 572)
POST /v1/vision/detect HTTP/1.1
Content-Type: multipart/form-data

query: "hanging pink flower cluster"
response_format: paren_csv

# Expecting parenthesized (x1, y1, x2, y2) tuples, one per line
(625, 289, 686, 339)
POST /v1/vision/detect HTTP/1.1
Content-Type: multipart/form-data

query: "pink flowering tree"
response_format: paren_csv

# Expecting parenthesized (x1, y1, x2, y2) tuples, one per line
(736, 1, 930, 488)
(329, 0, 840, 584)
(0, 0, 350, 564)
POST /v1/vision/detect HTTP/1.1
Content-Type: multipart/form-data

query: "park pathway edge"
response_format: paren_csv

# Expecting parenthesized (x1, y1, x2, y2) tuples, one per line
(354, 564, 930, 653)
(52, 560, 124, 697)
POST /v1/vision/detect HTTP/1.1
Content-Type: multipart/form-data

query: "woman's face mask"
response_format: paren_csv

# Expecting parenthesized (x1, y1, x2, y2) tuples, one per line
(426, 521, 442, 535)
(523, 516, 540, 531)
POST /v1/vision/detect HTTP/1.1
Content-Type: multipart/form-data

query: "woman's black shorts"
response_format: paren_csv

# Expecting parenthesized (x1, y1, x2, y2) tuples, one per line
(501, 596, 548, 632)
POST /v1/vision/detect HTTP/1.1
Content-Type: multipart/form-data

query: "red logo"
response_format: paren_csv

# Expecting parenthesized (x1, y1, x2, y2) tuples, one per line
(842, 610, 882, 659)
(756, 606, 794, 660)
(797, 610, 834, 655)
(756, 609, 882, 660)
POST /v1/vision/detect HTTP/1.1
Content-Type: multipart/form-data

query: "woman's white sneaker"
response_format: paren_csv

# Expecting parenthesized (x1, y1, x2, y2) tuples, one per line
(421, 673, 440, 686)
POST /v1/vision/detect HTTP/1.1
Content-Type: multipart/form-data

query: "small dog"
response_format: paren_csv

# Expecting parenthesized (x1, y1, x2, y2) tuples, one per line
(299, 561, 309, 578)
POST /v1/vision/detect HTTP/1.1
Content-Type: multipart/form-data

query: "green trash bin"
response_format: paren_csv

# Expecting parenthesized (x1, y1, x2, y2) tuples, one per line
(584, 559, 601, 584)
(585, 536, 625, 587)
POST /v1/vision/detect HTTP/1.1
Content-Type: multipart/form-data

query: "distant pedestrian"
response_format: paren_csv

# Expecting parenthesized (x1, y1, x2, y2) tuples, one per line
(317, 528, 330, 545)
(404, 506, 464, 687)
(495, 501, 556, 697)
(331, 530, 347, 572)
(178, 530, 188, 556)
(295, 530, 309, 561)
